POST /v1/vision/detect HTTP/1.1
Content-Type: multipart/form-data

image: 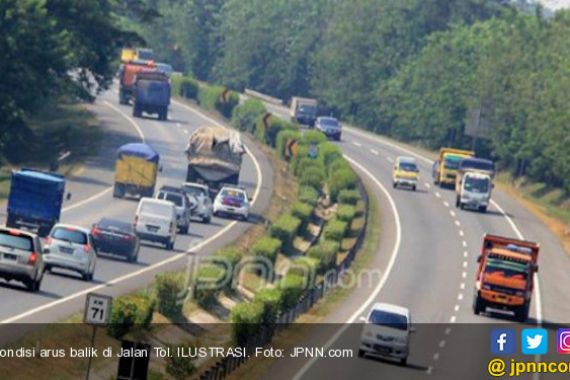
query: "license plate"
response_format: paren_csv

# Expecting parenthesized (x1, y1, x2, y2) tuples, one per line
(227, 208, 235, 212)
(59, 246, 74, 254)
(146, 225, 159, 232)
(3, 253, 17, 260)
(373, 345, 391, 354)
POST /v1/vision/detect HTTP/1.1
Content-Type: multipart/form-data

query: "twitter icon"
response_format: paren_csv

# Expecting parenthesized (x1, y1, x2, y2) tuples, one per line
(522, 328, 548, 355)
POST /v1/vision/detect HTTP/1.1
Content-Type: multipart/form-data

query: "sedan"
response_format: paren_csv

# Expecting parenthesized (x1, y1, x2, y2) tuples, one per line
(44, 224, 97, 281)
(213, 186, 250, 221)
(91, 218, 140, 262)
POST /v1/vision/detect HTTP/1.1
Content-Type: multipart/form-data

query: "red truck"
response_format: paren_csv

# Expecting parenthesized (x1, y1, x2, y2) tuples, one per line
(118, 60, 157, 105)
(473, 234, 539, 322)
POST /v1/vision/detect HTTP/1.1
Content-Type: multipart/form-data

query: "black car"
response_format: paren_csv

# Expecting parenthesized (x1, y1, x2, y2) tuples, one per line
(91, 218, 140, 262)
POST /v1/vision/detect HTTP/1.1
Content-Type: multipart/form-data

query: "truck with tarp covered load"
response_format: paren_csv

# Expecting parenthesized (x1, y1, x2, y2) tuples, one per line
(473, 234, 540, 322)
(185, 126, 245, 196)
(113, 143, 160, 199)
(6, 169, 67, 237)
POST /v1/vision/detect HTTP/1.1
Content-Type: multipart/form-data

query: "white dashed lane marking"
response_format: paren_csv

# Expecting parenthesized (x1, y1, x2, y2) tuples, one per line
(386, 157, 394, 163)
(370, 149, 379, 155)
(443, 201, 450, 207)
(435, 192, 441, 198)
(455, 220, 461, 227)
(459, 230, 464, 237)
(352, 141, 362, 147)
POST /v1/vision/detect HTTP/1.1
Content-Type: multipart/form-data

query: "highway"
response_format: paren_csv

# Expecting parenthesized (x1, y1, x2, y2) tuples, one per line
(257, 100, 570, 379)
(0, 89, 273, 326)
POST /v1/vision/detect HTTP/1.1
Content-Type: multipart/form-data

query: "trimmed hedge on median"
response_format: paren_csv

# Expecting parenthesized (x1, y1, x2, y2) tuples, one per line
(307, 240, 340, 273)
(338, 189, 360, 205)
(289, 257, 319, 287)
(194, 264, 228, 307)
(232, 98, 266, 133)
(300, 166, 326, 190)
(323, 218, 348, 241)
(255, 114, 298, 147)
(302, 130, 327, 145)
(251, 236, 282, 265)
(291, 201, 313, 231)
(328, 165, 358, 202)
(318, 142, 343, 167)
(230, 301, 264, 346)
(277, 273, 308, 310)
(298, 186, 319, 206)
(253, 288, 283, 324)
(276, 129, 303, 160)
(171, 75, 199, 100)
(270, 214, 301, 255)
(155, 273, 184, 319)
(336, 204, 356, 223)
(198, 85, 239, 118)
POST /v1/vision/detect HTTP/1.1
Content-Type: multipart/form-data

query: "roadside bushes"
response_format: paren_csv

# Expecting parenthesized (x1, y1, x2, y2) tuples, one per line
(278, 273, 308, 309)
(318, 142, 343, 167)
(291, 201, 313, 231)
(336, 204, 356, 223)
(307, 240, 339, 273)
(251, 236, 282, 266)
(256, 114, 297, 147)
(289, 257, 319, 287)
(107, 299, 140, 339)
(323, 218, 348, 241)
(155, 273, 184, 319)
(198, 85, 239, 118)
(276, 129, 303, 160)
(300, 166, 326, 190)
(328, 159, 358, 202)
(270, 214, 301, 255)
(165, 344, 196, 379)
(194, 264, 228, 307)
(254, 288, 282, 323)
(171, 75, 199, 100)
(302, 130, 327, 145)
(230, 301, 264, 346)
(298, 186, 319, 207)
(231, 98, 266, 133)
(338, 189, 360, 205)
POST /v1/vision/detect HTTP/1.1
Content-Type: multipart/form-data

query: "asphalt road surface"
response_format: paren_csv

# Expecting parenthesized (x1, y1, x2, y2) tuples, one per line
(257, 100, 570, 380)
(0, 89, 273, 327)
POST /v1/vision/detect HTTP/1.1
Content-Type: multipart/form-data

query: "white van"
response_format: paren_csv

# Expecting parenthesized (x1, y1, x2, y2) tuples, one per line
(134, 198, 177, 250)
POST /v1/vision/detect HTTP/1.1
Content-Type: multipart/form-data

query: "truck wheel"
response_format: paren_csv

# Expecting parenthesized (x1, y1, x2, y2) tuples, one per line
(479, 206, 487, 213)
(180, 223, 189, 234)
(412, 185, 416, 191)
(159, 107, 168, 121)
(113, 184, 124, 198)
(26, 273, 41, 292)
(473, 294, 485, 315)
(455, 196, 460, 208)
(119, 91, 128, 105)
(133, 105, 142, 118)
(202, 215, 211, 224)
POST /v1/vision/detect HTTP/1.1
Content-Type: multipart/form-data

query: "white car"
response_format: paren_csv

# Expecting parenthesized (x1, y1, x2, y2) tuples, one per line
(182, 182, 213, 223)
(213, 186, 250, 221)
(359, 303, 414, 365)
(44, 224, 97, 281)
(134, 198, 177, 250)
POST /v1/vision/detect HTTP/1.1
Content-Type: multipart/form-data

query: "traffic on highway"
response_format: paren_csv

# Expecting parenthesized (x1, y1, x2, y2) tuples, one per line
(2, 1, 570, 380)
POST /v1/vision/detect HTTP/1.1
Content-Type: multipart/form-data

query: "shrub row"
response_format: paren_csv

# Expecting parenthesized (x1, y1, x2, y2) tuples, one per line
(338, 189, 360, 205)
(197, 85, 239, 118)
(323, 218, 348, 242)
(107, 296, 155, 339)
(255, 114, 298, 147)
(298, 186, 319, 207)
(270, 214, 301, 255)
(307, 240, 340, 273)
(336, 204, 356, 223)
(276, 129, 303, 160)
(251, 236, 282, 265)
(231, 98, 266, 133)
(327, 158, 358, 202)
(171, 75, 199, 100)
(291, 201, 313, 231)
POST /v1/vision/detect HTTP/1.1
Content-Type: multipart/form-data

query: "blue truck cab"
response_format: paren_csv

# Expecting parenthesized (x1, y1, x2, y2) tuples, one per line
(132, 71, 171, 121)
(6, 169, 67, 237)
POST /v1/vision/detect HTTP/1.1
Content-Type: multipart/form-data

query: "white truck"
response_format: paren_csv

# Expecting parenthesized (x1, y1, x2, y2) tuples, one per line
(455, 171, 493, 212)
(290, 97, 318, 126)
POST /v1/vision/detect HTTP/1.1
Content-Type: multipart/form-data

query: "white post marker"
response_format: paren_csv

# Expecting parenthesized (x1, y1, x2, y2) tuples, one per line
(83, 293, 113, 380)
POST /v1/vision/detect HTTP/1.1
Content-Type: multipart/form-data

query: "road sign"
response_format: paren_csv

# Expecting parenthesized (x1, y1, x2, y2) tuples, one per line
(262, 113, 272, 130)
(84, 293, 113, 326)
(285, 139, 298, 159)
(308, 143, 319, 159)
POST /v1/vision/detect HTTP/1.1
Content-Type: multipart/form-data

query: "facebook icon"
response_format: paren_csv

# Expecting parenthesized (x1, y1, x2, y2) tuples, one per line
(491, 329, 516, 355)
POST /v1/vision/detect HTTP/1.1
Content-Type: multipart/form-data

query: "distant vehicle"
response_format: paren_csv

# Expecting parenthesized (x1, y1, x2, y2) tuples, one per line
(432, 148, 474, 187)
(120, 47, 155, 63)
(0, 227, 45, 292)
(113, 143, 160, 199)
(43, 224, 97, 281)
(455, 171, 493, 212)
(473, 234, 539, 322)
(135, 48, 154, 61)
(213, 186, 251, 221)
(455, 157, 495, 194)
(182, 182, 213, 223)
(392, 156, 419, 191)
(121, 48, 137, 63)
(91, 218, 140, 262)
(132, 71, 171, 120)
(290, 97, 318, 126)
(185, 126, 245, 194)
(6, 169, 68, 237)
(156, 62, 174, 77)
(315, 116, 342, 141)
(118, 60, 157, 105)
(359, 303, 414, 365)
(155, 186, 192, 234)
(134, 198, 177, 250)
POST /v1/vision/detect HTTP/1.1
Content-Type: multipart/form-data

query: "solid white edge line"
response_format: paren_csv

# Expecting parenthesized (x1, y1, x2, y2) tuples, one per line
(292, 154, 402, 380)
(0, 100, 264, 324)
(344, 125, 542, 325)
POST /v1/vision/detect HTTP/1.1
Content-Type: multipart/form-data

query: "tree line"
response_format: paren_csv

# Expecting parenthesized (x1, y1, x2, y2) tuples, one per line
(132, 0, 569, 193)
(0, 0, 156, 163)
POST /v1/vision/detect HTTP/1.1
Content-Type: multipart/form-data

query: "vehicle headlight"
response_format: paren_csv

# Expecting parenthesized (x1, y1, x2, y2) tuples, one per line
(395, 337, 406, 344)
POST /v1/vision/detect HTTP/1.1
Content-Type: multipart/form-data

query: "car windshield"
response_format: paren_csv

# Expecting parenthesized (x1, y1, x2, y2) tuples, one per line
(319, 118, 339, 127)
(484, 258, 529, 280)
(461, 159, 494, 172)
(368, 310, 408, 331)
(444, 156, 462, 170)
(98, 219, 132, 233)
(464, 177, 490, 193)
(399, 162, 417, 172)
(141, 201, 172, 216)
(221, 189, 245, 201)
(298, 104, 316, 115)
(161, 192, 183, 207)
(183, 185, 206, 197)
(0, 231, 33, 251)
(51, 228, 87, 245)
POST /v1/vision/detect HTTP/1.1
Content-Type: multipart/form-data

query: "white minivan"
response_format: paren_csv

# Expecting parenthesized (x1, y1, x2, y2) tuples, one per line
(359, 303, 414, 365)
(134, 198, 177, 250)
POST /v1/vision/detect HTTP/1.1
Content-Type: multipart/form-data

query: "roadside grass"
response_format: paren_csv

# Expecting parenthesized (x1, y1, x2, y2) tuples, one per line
(225, 179, 379, 380)
(0, 99, 102, 201)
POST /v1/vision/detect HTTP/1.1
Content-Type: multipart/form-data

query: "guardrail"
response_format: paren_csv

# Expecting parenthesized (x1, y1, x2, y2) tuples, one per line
(197, 181, 369, 380)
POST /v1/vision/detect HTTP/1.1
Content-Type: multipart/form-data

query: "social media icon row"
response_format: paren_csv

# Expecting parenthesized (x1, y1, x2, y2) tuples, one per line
(491, 328, 570, 355)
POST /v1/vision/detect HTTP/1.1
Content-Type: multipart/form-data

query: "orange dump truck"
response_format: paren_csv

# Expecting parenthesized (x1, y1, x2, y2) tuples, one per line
(118, 60, 157, 105)
(473, 234, 539, 322)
